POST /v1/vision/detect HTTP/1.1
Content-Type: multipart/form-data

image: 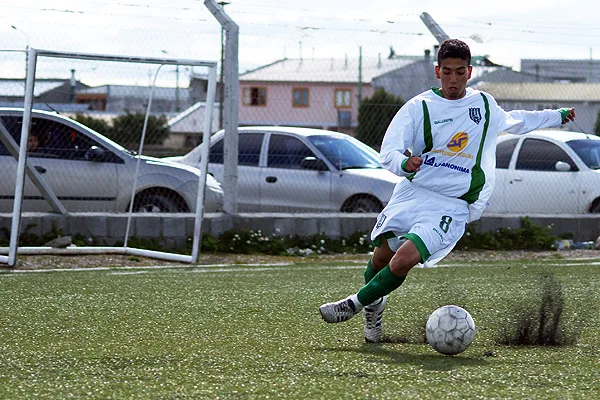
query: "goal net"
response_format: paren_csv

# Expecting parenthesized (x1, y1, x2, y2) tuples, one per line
(0, 49, 218, 266)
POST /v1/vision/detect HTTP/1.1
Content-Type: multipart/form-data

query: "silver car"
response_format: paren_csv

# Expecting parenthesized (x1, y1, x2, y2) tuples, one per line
(168, 126, 402, 212)
(0, 108, 224, 213)
(487, 129, 600, 214)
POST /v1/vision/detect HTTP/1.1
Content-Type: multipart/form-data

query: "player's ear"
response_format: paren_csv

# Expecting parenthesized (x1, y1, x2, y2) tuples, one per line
(435, 65, 441, 79)
(467, 65, 473, 79)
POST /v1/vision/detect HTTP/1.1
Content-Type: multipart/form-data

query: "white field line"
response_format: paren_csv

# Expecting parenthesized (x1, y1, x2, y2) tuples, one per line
(0, 259, 598, 277)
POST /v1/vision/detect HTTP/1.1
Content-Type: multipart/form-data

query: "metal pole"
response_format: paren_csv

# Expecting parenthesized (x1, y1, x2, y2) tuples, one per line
(8, 47, 37, 266)
(218, 1, 230, 130)
(191, 65, 217, 262)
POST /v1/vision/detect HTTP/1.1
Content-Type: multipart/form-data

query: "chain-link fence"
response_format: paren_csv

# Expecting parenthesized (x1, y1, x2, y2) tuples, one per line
(1, 2, 599, 215)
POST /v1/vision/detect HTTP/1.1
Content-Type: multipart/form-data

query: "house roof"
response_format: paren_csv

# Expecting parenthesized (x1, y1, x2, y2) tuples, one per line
(0, 79, 66, 97)
(521, 59, 600, 82)
(167, 101, 219, 133)
(473, 82, 600, 102)
(239, 56, 424, 83)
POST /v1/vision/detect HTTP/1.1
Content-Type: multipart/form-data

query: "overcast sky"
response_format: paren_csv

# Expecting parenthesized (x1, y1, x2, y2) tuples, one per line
(1, 0, 599, 86)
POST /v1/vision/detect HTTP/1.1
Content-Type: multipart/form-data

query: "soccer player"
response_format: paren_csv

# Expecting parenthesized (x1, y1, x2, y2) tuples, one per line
(319, 39, 576, 342)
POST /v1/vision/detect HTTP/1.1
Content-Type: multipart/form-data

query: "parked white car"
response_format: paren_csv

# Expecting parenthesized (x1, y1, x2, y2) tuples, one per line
(0, 108, 223, 213)
(167, 126, 402, 212)
(486, 129, 600, 214)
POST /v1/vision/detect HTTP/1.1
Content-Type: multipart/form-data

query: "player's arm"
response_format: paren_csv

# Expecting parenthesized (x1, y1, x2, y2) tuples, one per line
(497, 106, 575, 135)
(379, 102, 419, 176)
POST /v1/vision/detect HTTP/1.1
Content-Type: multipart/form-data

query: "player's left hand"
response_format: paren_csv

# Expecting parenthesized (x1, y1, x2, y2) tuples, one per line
(562, 107, 575, 124)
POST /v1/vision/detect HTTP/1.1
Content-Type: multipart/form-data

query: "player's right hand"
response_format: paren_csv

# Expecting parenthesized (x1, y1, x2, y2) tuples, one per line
(405, 156, 423, 172)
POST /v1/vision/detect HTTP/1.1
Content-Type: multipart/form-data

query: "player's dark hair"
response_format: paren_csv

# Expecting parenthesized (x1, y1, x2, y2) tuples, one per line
(437, 39, 471, 66)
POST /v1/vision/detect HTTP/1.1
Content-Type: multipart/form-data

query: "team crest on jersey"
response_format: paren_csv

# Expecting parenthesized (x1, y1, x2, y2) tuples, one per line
(469, 108, 482, 124)
(446, 132, 469, 152)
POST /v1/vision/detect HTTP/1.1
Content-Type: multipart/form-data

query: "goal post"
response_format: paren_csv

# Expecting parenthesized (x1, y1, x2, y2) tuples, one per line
(2, 48, 218, 266)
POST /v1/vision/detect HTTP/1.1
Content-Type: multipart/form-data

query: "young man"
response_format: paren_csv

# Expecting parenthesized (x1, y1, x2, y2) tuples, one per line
(319, 39, 576, 342)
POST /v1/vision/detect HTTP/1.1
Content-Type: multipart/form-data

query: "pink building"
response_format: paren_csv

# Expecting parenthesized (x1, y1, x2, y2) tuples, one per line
(238, 57, 420, 134)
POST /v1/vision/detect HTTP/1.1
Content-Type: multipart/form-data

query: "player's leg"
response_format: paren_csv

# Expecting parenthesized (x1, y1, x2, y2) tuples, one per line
(320, 238, 423, 324)
(363, 237, 395, 342)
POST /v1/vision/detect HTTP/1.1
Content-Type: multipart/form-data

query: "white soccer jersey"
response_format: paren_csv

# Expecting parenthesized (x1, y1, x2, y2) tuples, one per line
(380, 87, 564, 222)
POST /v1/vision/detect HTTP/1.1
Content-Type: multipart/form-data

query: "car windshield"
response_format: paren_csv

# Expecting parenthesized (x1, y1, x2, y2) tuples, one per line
(566, 139, 600, 169)
(308, 135, 381, 170)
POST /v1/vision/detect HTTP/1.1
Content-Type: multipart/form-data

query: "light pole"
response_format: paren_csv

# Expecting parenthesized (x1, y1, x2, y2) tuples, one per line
(218, 1, 230, 130)
(11, 25, 29, 79)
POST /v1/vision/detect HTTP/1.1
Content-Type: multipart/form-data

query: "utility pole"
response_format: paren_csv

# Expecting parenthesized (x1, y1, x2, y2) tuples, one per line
(218, 1, 230, 130)
(419, 12, 450, 44)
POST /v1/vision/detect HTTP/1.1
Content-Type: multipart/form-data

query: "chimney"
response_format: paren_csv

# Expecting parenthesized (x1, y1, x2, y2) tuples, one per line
(70, 69, 76, 102)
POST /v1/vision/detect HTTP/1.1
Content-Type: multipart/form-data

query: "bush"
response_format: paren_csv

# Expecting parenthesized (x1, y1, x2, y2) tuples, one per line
(456, 217, 556, 251)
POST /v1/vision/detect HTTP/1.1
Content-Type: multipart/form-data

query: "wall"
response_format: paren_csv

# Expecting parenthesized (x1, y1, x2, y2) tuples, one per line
(1, 213, 598, 251)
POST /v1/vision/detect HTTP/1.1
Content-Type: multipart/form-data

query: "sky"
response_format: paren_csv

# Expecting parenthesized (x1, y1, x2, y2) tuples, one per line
(1, 0, 599, 86)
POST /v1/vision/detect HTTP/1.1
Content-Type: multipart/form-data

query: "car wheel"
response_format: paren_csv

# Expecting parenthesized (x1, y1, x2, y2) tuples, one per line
(342, 196, 382, 213)
(133, 193, 180, 213)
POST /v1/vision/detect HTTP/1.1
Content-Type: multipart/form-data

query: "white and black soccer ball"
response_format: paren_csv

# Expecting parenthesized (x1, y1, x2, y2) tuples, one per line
(426, 305, 476, 355)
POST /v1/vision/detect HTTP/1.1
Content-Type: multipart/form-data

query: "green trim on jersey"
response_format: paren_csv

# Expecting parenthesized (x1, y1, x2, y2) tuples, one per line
(459, 93, 491, 204)
(431, 87, 443, 97)
(403, 233, 431, 262)
(422, 101, 433, 153)
(401, 158, 409, 172)
(558, 108, 570, 122)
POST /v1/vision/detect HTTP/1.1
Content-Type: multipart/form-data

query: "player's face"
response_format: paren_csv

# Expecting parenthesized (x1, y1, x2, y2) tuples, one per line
(435, 58, 472, 100)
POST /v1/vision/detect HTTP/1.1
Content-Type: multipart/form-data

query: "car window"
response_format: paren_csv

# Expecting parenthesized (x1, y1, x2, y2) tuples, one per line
(208, 132, 264, 166)
(495, 138, 518, 169)
(267, 134, 315, 169)
(0, 115, 116, 162)
(566, 139, 600, 170)
(516, 138, 578, 171)
(308, 135, 380, 170)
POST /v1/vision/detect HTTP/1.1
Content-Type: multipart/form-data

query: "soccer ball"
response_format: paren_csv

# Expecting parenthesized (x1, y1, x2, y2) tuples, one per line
(426, 305, 476, 355)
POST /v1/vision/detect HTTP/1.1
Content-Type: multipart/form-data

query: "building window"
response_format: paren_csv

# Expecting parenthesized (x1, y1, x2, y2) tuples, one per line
(292, 88, 309, 107)
(334, 89, 351, 108)
(243, 87, 267, 106)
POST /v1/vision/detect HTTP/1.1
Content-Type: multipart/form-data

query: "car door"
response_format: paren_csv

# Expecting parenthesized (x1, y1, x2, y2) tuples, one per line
(488, 137, 519, 213)
(0, 115, 120, 212)
(260, 133, 332, 212)
(207, 132, 264, 212)
(505, 138, 581, 213)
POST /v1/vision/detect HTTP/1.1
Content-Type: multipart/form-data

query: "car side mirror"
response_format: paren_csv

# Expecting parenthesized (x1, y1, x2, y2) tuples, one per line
(300, 156, 328, 171)
(555, 161, 571, 172)
(87, 146, 106, 161)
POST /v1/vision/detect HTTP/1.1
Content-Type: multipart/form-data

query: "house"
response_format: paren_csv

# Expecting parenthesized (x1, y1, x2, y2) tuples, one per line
(237, 55, 423, 134)
(473, 82, 600, 133)
(0, 77, 90, 112)
(520, 59, 600, 83)
(75, 85, 192, 114)
(165, 101, 220, 148)
(376, 54, 554, 102)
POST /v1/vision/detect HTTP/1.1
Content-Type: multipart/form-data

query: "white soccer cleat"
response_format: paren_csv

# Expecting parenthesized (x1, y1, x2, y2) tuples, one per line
(319, 297, 359, 323)
(364, 296, 387, 343)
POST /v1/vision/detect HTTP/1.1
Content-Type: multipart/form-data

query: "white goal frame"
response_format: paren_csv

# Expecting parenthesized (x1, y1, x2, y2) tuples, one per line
(0, 48, 218, 266)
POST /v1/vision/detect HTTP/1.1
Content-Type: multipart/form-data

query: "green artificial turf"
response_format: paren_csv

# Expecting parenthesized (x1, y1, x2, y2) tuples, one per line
(0, 258, 599, 399)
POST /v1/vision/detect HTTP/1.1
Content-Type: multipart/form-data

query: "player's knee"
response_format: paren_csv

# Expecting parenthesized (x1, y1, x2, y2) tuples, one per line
(389, 259, 416, 276)
(371, 247, 394, 270)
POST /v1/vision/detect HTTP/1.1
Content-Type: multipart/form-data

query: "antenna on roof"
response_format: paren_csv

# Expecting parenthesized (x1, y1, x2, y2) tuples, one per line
(299, 41, 303, 60)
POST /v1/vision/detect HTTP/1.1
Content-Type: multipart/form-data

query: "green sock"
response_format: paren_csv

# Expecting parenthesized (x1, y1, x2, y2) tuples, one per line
(357, 265, 406, 306)
(363, 257, 378, 284)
